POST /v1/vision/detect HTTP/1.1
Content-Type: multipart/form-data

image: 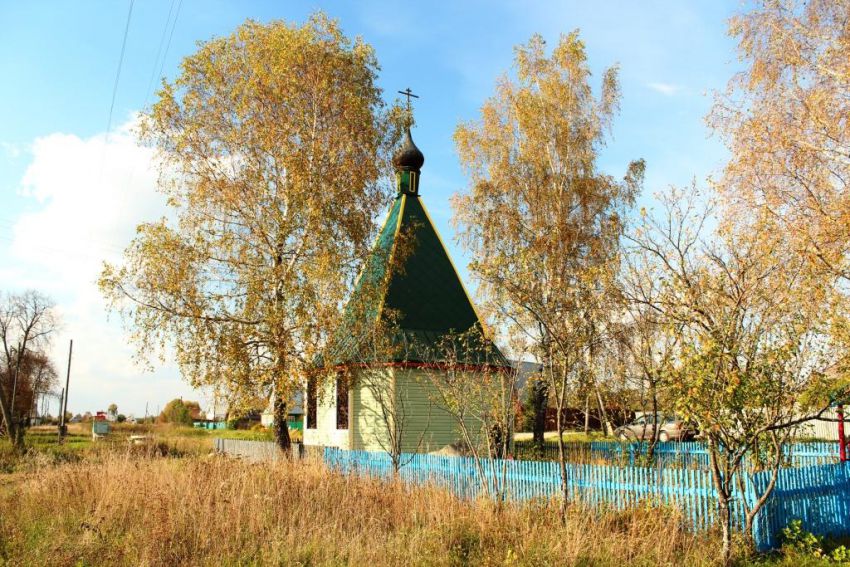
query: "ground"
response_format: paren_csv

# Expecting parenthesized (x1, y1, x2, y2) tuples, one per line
(0, 426, 839, 566)
(512, 431, 606, 443)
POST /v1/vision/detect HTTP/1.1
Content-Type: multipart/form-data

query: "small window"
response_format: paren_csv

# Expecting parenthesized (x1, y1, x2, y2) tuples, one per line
(306, 378, 317, 430)
(336, 374, 349, 430)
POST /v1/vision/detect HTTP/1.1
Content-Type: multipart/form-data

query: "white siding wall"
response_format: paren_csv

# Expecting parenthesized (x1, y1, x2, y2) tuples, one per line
(796, 410, 841, 441)
(302, 376, 350, 449)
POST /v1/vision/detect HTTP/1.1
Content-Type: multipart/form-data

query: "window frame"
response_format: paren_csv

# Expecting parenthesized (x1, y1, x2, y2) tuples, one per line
(335, 373, 349, 430)
(306, 378, 317, 430)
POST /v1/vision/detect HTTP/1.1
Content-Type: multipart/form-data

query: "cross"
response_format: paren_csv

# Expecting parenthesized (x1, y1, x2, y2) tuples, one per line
(397, 87, 419, 111)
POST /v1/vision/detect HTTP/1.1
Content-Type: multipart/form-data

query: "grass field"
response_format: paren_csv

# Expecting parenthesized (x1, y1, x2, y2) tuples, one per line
(0, 427, 838, 566)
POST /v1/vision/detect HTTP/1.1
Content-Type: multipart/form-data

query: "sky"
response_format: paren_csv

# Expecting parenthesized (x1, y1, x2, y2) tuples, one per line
(0, 0, 743, 418)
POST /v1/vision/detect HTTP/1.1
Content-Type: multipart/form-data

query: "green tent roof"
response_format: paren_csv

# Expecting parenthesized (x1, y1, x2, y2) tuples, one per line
(320, 131, 506, 368)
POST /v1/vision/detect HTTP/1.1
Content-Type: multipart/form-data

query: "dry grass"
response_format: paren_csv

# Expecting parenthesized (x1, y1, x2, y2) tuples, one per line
(0, 447, 727, 567)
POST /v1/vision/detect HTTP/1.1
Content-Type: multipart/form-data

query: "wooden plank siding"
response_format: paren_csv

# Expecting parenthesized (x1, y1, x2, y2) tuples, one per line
(347, 368, 489, 453)
(351, 368, 393, 452)
(394, 369, 484, 453)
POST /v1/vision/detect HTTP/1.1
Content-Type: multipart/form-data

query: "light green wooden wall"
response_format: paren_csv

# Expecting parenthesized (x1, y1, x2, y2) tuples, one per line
(350, 368, 486, 453)
(351, 368, 393, 452)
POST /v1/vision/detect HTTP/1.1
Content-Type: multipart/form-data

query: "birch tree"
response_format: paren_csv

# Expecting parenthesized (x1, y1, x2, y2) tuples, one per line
(710, 0, 850, 282)
(100, 14, 402, 452)
(340, 317, 433, 474)
(453, 31, 643, 521)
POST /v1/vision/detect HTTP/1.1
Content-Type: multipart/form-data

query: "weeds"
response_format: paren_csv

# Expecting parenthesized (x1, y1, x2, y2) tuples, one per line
(0, 449, 721, 567)
(0, 434, 831, 566)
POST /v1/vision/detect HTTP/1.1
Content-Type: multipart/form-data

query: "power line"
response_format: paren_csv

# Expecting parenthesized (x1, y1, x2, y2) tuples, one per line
(142, 0, 179, 110)
(104, 0, 136, 145)
(126, 0, 183, 190)
(157, 0, 184, 90)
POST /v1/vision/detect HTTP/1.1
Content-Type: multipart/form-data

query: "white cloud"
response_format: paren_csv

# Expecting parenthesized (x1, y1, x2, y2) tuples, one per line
(647, 82, 683, 96)
(6, 117, 203, 417)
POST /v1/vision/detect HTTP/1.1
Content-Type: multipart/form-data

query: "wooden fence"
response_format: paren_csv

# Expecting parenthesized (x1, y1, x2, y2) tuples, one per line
(513, 440, 840, 469)
(213, 437, 849, 550)
(751, 462, 850, 549)
(214, 438, 281, 460)
(324, 447, 850, 550)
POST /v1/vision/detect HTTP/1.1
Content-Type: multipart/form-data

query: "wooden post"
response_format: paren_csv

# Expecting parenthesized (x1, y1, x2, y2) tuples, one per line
(838, 404, 846, 463)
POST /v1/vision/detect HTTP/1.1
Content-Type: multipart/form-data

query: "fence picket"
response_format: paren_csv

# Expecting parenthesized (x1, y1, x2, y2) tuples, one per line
(214, 438, 849, 551)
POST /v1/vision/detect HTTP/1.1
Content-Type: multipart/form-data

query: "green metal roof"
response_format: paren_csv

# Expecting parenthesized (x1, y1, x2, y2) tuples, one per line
(320, 190, 507, 368)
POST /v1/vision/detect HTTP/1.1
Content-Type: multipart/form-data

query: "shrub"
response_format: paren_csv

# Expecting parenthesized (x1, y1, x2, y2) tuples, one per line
(781, 519, 850, 563)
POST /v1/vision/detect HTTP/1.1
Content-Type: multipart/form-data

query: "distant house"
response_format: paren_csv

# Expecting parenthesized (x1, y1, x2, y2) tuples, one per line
(303, 128, 509, 453)
(205, 407, 228, 422)
(512, 361, 544, 398)
(260, 391, 304, 429)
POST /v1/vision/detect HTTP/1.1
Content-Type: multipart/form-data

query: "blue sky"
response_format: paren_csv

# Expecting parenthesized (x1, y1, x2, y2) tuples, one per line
(0, 0, 742, 417)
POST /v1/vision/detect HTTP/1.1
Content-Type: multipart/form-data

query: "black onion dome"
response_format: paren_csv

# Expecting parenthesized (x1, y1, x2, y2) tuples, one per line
(392, 128, 425, 172)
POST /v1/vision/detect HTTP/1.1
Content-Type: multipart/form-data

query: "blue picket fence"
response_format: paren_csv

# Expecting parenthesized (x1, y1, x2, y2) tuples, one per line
(513, 440, 839, 469)
(323, 447, 850, 550)
(751, 462, 850, 549)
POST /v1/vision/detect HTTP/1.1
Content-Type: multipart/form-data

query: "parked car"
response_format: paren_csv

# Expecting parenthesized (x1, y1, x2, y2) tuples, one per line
(614, 414, 697, 442)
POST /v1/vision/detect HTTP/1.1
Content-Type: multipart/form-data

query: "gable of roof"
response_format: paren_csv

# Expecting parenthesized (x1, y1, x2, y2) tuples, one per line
(320, 191, 506, 368)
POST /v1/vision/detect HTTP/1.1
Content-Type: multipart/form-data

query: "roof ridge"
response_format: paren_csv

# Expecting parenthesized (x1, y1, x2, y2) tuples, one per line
(374, 193, 407, 327)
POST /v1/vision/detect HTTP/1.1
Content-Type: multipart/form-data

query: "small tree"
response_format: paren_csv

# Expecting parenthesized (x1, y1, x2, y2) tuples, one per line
(620, 258, 684, 459)
(628, 189, 849, 562)
(453, 31, 643, 521)
(350, 365, 432, 473)
(0, 290, 58, 449)
(319, 288, 433, 473)
(420, 328, 516, 499)
(159, 399, 195, 426)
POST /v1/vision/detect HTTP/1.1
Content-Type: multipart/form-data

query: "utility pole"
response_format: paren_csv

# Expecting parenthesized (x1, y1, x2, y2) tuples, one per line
(58, 339, 73, 441)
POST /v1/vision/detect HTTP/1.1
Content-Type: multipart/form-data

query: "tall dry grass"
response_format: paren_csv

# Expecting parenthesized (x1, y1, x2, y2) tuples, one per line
(0, 449, 724, 567)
